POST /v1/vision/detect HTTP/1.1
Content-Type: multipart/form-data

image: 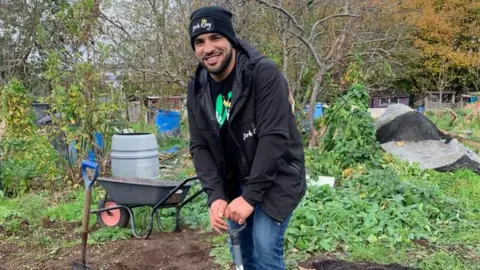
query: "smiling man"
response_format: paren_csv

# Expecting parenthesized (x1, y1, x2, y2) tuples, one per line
(186, 5, 306, 270)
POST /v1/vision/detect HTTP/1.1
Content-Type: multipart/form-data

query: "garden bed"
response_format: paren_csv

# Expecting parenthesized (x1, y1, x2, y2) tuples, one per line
(0, 223, 217, 270)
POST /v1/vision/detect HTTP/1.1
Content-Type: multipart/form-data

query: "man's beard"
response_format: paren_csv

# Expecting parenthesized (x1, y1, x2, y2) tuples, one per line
(201, 49, 233, 75)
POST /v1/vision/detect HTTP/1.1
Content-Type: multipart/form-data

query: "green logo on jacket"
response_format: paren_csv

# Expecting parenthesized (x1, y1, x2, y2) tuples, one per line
(215, 91, 232, 127)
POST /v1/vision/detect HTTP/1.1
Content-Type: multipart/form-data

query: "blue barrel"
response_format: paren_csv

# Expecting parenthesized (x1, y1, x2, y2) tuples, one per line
(470, 96, 478, 103)
(155, 110, 181, 133)
(303, 103, 323, 119)
(417, 106, 425, 114)
(313, 103, 323, 119)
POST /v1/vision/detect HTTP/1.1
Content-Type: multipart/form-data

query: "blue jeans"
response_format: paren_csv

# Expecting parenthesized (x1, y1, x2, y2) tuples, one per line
(227, 206, 292, 270)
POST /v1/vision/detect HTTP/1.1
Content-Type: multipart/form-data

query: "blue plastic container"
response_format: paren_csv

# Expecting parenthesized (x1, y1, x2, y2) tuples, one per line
(470, 96, 478, 103)
(313, 103, 323, 119)
(417, 106, 425, 114)
(68, 141, 78, 165)
(156, 110, 181, 133)
(94, 131, 104, 151)
(301, 103, 323, 132)
(303, 102, 323, 119)
(67, 131, 104, 165)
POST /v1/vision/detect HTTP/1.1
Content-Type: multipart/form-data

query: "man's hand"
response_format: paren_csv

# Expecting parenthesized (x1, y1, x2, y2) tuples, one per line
(225, 196, 254, 225)
(209, 199, 228, 233)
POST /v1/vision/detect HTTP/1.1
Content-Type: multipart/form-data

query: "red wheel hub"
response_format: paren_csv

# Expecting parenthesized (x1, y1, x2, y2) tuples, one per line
(101, 201, 121, 226)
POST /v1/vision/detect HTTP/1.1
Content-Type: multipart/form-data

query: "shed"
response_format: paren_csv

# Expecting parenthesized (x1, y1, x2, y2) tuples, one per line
(369, 89, 410, 108)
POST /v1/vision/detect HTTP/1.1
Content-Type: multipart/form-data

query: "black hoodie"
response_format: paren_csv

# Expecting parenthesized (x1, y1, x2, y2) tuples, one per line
(186, 39, 306, 222)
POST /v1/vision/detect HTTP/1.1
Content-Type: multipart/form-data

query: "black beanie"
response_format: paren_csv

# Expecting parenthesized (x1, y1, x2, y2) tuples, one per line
(189, 6, 237, 51)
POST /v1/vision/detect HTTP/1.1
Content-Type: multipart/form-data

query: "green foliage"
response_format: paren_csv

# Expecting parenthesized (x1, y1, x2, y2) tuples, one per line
(322, 82, 381, 168)
(418, 251, 471, 270)
(0, 193, 48, 236)
(256, 43, 283, 67)
(44, 189, 88, 223)
(210, 246, 231, 270)
(304, 149, 343, 178)
(178, 187, 209, 229)
(89, 227, 131, 244)
(285, 168, 473, 261)
(317, 59, 382, 175)
(0, 79, 62, 195)
(38, 2, 125, 179)
(0, 79, 36, 138)
(44, 51, 124, 159)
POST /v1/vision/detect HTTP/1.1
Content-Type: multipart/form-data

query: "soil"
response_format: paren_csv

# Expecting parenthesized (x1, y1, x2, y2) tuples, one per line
(0, 220, 428, 270)
(0, 221, 218, 270)
(301, 255, 420, 270)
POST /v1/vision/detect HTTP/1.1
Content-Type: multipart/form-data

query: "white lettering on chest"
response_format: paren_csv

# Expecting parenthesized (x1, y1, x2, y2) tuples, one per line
(242, 124, 256, 141)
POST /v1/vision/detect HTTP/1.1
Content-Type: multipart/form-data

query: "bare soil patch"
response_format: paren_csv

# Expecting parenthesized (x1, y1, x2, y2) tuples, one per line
(0, 224, 217, 270)
(301, 255, 420, 270)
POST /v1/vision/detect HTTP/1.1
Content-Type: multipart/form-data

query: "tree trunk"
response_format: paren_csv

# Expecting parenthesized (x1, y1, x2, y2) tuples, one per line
(281, 26, 295, 113)
(308, 68, 325, 148)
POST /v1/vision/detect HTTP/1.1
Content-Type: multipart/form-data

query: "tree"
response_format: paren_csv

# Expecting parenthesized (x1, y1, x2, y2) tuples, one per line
(0, 0, 69, 96)
(256, 0, 412, 147)
(400, 0, 480, 93)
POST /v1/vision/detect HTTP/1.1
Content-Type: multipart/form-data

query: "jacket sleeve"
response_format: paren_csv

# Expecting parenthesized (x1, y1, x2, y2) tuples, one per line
(187, 98, 226, 208)
(241, 60, 291, 206)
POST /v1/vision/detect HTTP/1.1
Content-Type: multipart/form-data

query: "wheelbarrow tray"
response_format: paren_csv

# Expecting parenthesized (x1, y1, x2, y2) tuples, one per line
(96, 176, 193, 206)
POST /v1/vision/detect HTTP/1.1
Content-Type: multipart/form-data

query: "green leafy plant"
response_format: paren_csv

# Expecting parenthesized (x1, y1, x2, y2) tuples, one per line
(0, 79, 62, 195)
(209, 234, 232, 270)
(322, 82, 381, 170)
(285, 168, 473, 262)
(308, 58, 382, 180)
(89, 227, 131, 243)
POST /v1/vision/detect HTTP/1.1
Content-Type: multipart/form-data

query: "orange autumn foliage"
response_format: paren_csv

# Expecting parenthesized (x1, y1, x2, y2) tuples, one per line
(400, 0, 479, 71)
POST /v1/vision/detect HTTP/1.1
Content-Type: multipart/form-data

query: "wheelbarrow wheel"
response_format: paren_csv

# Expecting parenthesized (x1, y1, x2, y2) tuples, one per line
(96, 197, 129, 228)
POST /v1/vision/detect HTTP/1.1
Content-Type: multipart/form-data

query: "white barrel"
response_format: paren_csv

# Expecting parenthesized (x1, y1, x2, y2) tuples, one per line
(110, 133, 160, 179)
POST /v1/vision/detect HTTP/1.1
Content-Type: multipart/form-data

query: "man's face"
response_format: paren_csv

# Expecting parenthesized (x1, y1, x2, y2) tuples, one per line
(193, 33, 233, 75)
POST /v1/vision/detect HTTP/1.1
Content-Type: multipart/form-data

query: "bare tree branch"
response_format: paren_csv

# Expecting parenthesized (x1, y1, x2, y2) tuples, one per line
(100, 12, 132, 39)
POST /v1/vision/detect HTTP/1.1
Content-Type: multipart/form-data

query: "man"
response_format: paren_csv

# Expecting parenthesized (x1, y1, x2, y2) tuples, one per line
(186, 5, 306, 270)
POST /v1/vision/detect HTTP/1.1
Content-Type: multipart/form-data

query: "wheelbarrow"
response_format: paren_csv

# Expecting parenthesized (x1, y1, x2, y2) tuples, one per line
(81, 161, 205, 239)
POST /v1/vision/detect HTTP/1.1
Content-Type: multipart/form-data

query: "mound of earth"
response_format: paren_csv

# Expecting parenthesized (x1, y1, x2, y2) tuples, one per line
(381, 139, 480, 173)
(376, 104, 480, 173)
(376, 111, 451, 144)
(312, 260, 418, 270)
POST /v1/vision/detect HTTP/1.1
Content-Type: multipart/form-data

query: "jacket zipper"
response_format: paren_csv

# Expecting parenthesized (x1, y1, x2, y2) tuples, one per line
(200, 84, 227, 177)
(229, 78, 249, 180)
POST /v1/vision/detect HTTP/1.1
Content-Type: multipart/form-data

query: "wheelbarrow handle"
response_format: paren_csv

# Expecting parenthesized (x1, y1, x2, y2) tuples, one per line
(81, 160, 99, 190)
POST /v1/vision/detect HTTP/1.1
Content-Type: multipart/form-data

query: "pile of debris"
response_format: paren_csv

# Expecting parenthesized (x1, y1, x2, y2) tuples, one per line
(376, 104, 480, 173)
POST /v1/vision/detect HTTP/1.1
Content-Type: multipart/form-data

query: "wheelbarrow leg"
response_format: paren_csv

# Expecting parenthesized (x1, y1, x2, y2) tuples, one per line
(174, 189, 205, 232)
(122, 206, 155, 239)
(155, 209, 162, 232)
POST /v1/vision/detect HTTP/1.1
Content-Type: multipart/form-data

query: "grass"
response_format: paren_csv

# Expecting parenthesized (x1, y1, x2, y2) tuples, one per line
(427, 169, 480, 207)
(425, 109, 480, 140)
